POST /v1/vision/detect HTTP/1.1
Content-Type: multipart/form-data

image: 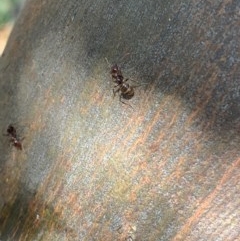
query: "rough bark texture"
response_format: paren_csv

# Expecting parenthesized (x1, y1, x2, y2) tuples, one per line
(0, 0, 239, 240)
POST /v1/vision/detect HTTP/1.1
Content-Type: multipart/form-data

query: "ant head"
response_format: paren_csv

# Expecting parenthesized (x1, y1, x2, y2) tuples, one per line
(111, 64, 119, 74)
(7, 124, 15, 134)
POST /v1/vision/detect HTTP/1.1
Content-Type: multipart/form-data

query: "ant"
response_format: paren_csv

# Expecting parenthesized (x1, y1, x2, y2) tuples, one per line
(110, 64, 135, 108)
(4, 124, 24, 150)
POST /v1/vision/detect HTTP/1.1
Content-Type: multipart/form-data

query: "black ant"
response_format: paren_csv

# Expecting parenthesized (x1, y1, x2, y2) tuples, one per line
(110, 64, 135, 108)
(4, 124, 24, 150)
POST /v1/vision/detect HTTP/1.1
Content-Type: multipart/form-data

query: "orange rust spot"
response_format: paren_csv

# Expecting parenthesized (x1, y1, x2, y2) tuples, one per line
(73, 205, 82, 216)
(165, 156, 187, 183)
(51, 181, 64, 198)
(140, 160, 148, 169)
(168, 111, 179, 128)
(67, 193, 78, 204)
(128, 97, 182, 155)
(92, 90, 104, 105)
(149, 132, 166, 153)
(124, 209, 135, 220)
(92, 203, 103, 215)
(130, 191, 137, 202)
(127, 97, 174, 154)
(171, 157, 240, 241)
(140, 175, 151, 185)
(53, 202, 64, 214)
(60, 95, 65, 103)
(149, 142, 160, 153)
(130, 160, 149, 177)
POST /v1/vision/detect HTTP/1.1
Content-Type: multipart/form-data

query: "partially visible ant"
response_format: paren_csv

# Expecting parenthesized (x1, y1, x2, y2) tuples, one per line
(110, 63, 135, 108)
(4, 124, 24, 150)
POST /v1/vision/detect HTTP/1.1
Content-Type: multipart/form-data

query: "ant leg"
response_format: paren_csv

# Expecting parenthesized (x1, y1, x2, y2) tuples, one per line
(119, 94, 133, 109)
(126, 78, 148, 87)
(131, 82, 148, 88)
(118, 52, 131, 63)
(129, 78, 138, 83)
(105, 57, 110, 66)
(113, 87, 120, 97)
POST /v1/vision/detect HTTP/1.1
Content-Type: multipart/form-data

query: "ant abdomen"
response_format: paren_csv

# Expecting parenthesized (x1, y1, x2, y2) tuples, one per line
(110, 64, 135, 107)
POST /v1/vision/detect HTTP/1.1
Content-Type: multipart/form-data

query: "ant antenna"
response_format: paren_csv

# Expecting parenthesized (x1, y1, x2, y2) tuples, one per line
(105, 52, 131, 67)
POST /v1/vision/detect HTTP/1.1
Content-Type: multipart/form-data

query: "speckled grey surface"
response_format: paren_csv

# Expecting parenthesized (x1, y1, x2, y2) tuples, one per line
(0, 0, 239, 240)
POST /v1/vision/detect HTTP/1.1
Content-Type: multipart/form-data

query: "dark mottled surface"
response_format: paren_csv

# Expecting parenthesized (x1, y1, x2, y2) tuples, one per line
(0, 0, 239, 240)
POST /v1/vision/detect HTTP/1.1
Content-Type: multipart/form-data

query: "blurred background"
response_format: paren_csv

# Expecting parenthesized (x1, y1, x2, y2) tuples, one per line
(0, 0, 25, 55)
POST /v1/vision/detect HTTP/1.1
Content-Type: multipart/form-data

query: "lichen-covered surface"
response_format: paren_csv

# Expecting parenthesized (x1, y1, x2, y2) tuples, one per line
(0, 0, 239, 240)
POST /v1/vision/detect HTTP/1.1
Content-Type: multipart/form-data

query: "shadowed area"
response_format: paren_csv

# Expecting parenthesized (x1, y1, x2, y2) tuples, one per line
(0, 0, 239, 240)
